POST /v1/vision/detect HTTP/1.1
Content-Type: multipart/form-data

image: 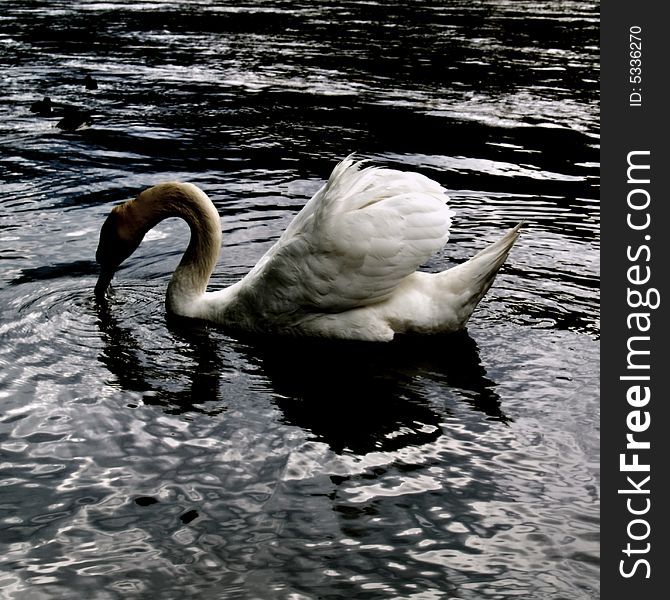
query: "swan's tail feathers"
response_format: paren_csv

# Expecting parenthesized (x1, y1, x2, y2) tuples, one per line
(439, 223, 522, 327)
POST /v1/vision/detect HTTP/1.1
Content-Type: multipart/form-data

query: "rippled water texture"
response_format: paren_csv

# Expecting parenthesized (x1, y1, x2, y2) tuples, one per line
(0, 1, 599, 598)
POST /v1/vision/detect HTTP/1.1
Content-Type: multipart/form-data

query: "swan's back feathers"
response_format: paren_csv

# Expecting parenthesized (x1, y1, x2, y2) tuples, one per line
(237, 157, 454, 321)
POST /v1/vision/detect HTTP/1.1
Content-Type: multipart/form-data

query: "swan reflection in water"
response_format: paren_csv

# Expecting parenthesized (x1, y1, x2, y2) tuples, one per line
(95, 295, 508, 455)
(93, 155, 517, 446)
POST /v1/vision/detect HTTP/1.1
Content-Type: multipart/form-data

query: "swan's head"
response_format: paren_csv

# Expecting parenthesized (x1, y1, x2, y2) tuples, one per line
(94, 200, 145, 297)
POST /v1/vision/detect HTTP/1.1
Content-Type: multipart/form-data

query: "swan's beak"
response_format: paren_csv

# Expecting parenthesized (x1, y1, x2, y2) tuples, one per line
(95, 267, 115, 297)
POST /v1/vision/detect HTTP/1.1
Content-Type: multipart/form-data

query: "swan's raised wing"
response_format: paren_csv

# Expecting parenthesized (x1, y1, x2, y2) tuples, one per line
(241, 157, 454, 317)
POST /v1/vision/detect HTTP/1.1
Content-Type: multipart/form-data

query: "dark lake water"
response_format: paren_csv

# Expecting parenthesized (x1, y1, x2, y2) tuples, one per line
(0, 1, 599, 598)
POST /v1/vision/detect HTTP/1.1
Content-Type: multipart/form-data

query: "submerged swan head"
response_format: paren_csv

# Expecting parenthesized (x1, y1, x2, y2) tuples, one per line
(95, 201, 144, 296)
(95, 182, 220, 298)
(95, 158, 521, 341)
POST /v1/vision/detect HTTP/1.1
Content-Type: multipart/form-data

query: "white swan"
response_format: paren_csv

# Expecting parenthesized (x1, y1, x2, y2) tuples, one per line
(95, 156, 521, 341)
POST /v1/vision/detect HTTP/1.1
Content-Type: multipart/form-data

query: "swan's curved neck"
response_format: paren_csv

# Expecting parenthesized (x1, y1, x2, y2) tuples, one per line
(132, 183, 222, 315)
